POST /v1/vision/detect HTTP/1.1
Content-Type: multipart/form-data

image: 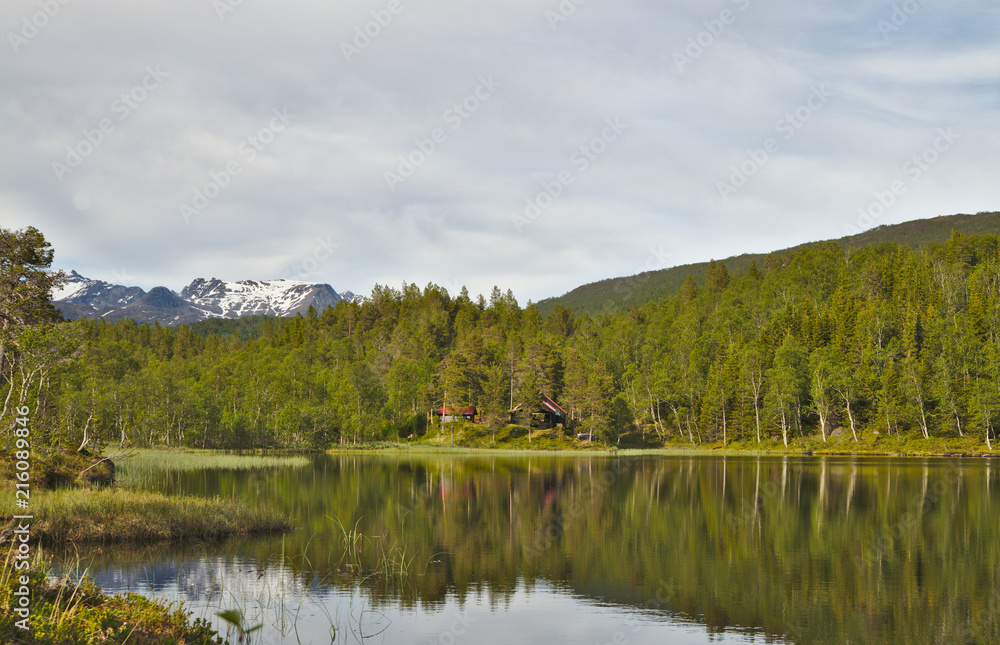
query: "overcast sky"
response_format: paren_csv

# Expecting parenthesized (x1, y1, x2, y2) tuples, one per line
(2, 0, 998, 303)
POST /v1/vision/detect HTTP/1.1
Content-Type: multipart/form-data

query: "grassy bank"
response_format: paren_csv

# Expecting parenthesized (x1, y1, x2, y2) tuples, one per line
(407, 421, 609, 451)
(3, 487, 291, 545)
(374, 421, 999, 457)
(0, 448, 294, 545)
(114, 448, 311, 489)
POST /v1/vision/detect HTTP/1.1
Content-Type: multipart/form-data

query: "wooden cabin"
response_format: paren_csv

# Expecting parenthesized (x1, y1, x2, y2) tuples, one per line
(434, 405, 477, 423)
(510, 392, 567, 429)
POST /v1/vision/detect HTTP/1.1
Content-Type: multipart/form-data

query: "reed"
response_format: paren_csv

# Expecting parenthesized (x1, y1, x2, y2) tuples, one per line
(116, 449, 310, 487)
(2, 488, 291, 544)
(327, 514, 416, 589)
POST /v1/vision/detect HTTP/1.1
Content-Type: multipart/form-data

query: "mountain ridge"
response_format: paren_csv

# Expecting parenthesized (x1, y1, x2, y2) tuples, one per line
(53, 271, 363, 325)
(536, 211, 1000, 316)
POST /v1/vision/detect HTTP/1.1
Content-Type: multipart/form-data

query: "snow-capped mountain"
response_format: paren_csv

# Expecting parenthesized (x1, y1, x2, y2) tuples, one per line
(180, 278, 341, 318)
(52, 271, 360, 325)
(339, 291, 366, 303)
(52, 270, 148, 320)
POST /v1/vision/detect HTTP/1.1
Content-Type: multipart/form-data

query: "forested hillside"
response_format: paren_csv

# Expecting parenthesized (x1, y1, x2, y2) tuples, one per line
(5, 229, 1000, 451)
(537, 211, 1000, 316)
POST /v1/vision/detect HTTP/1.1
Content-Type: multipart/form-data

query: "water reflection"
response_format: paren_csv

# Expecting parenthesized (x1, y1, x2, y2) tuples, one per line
(54, 454, 1000, 644)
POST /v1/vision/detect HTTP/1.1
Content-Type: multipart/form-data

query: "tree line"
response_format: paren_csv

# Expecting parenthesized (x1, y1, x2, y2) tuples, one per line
(2, 226, 999, 449)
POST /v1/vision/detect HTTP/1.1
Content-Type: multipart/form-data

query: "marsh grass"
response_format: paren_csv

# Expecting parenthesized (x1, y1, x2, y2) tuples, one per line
(2, 488, 291, 544)
(329, 515, 415, 586)
(116, 449, 311, 487)
(371, 536, 414, 583)
(331, 515, 364, 572)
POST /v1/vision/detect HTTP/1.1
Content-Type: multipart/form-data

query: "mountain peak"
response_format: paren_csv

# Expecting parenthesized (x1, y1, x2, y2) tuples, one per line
(181, 277, 342, 318)
(53, 272, 359, 325)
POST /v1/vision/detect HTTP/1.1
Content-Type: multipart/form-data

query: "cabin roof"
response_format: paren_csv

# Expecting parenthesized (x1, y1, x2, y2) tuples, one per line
(510, 392, 566, 416)
(539, 393, 567, 415)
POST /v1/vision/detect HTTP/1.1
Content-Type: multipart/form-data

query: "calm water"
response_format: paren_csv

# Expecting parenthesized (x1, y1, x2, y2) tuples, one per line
(57, 453, 1000, 644)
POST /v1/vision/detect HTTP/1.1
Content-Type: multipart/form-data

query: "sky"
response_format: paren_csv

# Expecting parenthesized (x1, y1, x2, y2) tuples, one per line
(2, 0, 998, 304)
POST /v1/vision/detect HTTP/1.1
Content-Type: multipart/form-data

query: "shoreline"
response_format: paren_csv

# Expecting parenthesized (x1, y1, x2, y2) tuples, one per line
(322, 438, 999, 459)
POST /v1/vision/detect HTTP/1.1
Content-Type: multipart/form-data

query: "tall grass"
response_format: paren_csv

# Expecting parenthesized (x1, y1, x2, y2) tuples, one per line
(329, 515, 415, 587)
(116, 449, 310, 487)
(10, 488, 291, 544)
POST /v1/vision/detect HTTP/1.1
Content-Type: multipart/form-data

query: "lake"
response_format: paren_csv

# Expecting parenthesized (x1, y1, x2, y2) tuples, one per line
(55, 452, 1000, 644)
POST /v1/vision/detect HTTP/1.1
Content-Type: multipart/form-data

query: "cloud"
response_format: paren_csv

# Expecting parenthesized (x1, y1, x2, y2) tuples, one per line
(1, 0, 998, 303)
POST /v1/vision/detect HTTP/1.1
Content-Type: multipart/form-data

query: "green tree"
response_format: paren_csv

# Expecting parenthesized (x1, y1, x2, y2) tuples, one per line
(899, 354, 932, 439)
(0, 226, 64, 334)
(701, 351, 737, 445)
(1, 226, 65, 415)
(605, 393, 632, 446)
(705, 259, 730, 293)
(829, 355, 860, 442)
(767, 334, 808, 446)
(808, 347, 838, 442)
(740, 344, 767, 444)
(680, 275, 698, 302)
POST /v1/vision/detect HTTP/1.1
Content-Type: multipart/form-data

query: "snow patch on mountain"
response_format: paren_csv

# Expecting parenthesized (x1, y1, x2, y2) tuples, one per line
(51, 271, 359, 325)
(50, 271, 90, 302)
(51, 270, 145, 307)
(339, 291, 366, 303)
(180, 278, 342, 318)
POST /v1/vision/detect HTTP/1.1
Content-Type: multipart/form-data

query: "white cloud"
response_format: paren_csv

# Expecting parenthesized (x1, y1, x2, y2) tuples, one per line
(1, 0, 998, 303)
